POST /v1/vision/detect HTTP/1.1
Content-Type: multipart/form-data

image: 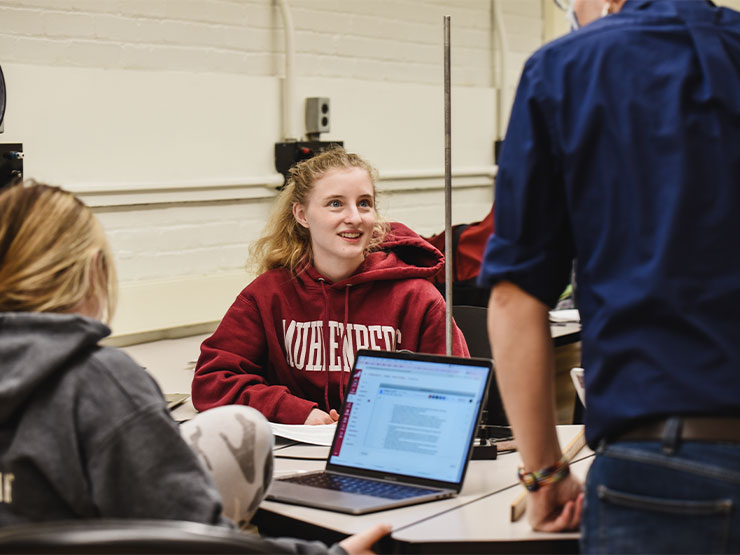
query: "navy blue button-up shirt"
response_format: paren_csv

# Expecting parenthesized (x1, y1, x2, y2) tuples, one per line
(478, 0, 740, 446)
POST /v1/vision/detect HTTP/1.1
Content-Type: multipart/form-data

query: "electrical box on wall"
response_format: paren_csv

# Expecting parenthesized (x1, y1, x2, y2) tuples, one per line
(305, 97, 330, 139)
(274, 96, 339, 189)
(0, 143, 23, 189)
(274, 140, 343, 190)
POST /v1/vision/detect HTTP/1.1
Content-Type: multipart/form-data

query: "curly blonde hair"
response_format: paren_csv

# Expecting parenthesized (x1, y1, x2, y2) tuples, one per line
(250, 147, 389, 275)
(0, 181, 117, 322)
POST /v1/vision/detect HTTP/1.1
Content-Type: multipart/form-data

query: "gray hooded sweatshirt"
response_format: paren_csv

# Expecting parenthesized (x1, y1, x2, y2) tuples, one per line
(0, 312, 344, 554)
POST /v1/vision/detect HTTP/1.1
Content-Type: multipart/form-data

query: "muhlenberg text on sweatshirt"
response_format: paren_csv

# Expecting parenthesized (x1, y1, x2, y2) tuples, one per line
(282, 319, 401, 372)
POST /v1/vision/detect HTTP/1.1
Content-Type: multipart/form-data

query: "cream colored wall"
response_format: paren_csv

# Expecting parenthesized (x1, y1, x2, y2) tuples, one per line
(6, 0, 736, 341)
(0, 1, 546, 341)
(543, 0, 570, 42)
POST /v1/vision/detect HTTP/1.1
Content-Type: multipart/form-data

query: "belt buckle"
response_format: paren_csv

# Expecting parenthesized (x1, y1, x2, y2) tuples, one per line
(661, 417, 682, 454)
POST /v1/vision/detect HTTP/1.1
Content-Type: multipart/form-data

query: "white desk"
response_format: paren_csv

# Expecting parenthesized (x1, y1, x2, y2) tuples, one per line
(551, 321, 581, 346)
(255, 426, 591, 552)
(120, 334, 589, 550)
(120, 333, 208, 421)
(260, 446, 522, 538)
(391, 454, 593, 552)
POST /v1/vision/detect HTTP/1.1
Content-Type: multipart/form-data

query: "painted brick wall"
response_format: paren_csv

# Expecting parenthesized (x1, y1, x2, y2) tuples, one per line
(0, 0, 545, 90)
(0, 0, 501, 85)
(0, 0, 545, 337)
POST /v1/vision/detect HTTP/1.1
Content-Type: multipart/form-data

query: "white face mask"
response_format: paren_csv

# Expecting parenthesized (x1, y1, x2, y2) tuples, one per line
(565, 2, 580, 30)
(554, 0, 580, 32)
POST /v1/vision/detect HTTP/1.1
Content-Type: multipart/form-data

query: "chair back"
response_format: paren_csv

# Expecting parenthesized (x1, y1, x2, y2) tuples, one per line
(0, 519, 287, 554)
(452, 305, 491, 358)
(452, 305, 507, 426)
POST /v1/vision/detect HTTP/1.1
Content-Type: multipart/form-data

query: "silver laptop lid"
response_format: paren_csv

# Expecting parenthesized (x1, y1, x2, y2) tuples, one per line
(325, 349, 492, 491)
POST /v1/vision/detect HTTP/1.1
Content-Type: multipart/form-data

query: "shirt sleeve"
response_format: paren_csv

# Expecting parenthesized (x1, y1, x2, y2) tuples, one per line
(477, 55, 575, 308)
(191, 292, 318, 424)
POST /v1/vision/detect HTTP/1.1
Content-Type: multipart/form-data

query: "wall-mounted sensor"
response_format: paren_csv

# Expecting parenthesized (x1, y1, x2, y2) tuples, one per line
(305, 97, 330, 139)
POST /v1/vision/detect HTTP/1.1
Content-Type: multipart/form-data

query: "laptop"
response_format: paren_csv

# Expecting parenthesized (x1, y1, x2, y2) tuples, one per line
(266, 349, 493, 514)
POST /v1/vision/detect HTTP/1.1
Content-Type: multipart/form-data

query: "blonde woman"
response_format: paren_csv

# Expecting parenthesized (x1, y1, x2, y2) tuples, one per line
(0, 182, 389, 554)
(192, 148, 469, 425)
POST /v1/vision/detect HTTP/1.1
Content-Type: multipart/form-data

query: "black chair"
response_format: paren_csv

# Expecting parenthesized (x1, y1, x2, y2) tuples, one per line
(0, 519, 294, 554)
(453, 304, 585, 427)
(452, 305, 491, 359)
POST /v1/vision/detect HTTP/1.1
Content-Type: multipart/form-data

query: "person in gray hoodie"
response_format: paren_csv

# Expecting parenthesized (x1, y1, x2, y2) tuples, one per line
(0, 181, 390, 554)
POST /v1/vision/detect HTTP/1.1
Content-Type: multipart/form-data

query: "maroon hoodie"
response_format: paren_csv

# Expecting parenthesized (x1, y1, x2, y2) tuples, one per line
(192, 222, 470, 424)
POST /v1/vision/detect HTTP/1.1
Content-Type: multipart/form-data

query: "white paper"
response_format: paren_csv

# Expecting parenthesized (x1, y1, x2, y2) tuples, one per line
(269, 422, 337, 446)
(550, 309, 580, 323)
(570, 367, 586, 406)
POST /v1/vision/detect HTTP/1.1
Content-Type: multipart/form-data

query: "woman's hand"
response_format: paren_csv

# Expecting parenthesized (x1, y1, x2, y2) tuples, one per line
(339, 523, 392, 555)
(304, 408, 340, 425)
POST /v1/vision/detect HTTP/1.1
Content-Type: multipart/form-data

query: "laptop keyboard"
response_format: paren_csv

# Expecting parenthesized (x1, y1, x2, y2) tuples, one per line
(279, 473, 439, 500)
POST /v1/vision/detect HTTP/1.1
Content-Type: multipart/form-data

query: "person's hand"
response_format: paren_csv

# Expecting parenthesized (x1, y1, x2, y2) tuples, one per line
(338, 523, 392, 555)
(527, 474, 583, 532)
(304, 408, 339, 425)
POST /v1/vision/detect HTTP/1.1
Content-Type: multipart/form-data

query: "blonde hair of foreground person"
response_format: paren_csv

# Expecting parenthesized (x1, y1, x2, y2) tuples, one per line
(250, 147, 390, 275)
(0, 181, 117, 322)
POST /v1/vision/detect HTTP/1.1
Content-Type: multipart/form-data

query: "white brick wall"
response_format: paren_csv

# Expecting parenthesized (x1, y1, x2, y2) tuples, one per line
(0, 0, 545, 338)
(0, 0, 501, 85)
(101, 199, 272, 281)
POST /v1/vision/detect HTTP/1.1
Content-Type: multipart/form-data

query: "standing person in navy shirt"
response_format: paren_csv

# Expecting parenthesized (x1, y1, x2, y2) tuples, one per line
(478, 0, 740, 552)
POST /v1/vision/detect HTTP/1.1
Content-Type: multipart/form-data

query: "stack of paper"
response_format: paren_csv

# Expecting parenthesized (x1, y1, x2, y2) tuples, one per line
(269, 423, 336, 446)
(549, 309, 580, 323)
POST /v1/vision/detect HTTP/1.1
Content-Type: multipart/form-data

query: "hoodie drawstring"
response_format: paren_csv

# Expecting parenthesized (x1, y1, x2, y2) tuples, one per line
(339, 284, 351, 407)
(318, 280, 352, 412)
(318, 279, 331, 412)
(319, 278, 352, 412)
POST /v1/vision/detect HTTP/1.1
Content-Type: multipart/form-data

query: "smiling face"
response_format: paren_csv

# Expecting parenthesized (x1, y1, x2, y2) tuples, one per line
(292, 166, 377, 282)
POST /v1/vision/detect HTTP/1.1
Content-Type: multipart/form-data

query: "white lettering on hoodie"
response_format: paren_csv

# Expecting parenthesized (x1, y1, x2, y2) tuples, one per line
(282, 319, 401, 372)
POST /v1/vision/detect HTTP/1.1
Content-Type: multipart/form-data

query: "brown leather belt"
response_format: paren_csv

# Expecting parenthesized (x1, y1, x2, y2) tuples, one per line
(615, 417, 740, 443)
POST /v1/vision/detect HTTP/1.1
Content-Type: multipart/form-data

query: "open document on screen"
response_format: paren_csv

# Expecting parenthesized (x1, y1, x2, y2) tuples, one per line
(329, 353, 489, 484)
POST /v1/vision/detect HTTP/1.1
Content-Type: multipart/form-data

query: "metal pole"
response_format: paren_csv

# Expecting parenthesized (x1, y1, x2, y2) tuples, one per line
(277, 0, 297, 141)
(444, 15, 453, 356)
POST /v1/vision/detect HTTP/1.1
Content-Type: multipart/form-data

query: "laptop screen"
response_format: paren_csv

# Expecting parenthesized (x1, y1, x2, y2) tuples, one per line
(327, 350, 491, 485)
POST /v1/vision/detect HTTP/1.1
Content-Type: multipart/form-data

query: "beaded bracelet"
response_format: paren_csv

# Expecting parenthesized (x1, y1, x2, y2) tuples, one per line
(517, 456, 570, 492)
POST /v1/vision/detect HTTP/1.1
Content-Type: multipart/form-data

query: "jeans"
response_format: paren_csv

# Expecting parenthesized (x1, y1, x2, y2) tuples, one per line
(581, 438, 740, 554)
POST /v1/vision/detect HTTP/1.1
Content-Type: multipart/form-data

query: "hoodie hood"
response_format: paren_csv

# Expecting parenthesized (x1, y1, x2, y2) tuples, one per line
(302, 221, 444, 287)
(0, 312, 109, 422)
